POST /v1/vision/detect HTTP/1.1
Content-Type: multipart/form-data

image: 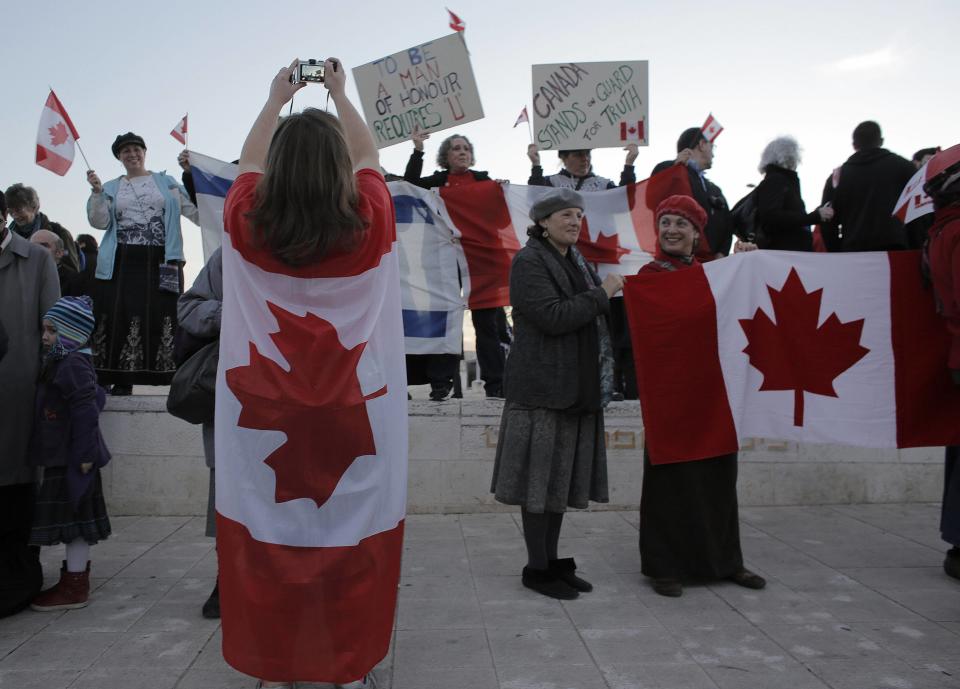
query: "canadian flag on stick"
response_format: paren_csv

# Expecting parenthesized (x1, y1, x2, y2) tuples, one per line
(447, 8, 465, 31)
(624, 250, 960, 465)
(36, 90, 80, 176)
(701, 113, 723, 142)
(620, 120, 645, 142)
(170, 114, 188, 145)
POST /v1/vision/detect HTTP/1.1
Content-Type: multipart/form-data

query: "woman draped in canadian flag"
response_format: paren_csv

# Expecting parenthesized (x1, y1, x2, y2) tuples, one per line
(217, 59, 406, 689)
(923, 143, 960, 581)
(636, 195, 766, 598)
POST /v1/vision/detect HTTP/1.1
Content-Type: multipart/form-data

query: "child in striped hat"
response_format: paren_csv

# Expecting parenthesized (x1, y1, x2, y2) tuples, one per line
(28, 296, 112, 611)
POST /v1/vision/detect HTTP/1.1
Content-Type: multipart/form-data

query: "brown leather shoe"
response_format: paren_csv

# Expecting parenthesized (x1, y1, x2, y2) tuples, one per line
(31, 561, 90, 611)
(728, 568, 766, 590)
(651, 578, 683, 597)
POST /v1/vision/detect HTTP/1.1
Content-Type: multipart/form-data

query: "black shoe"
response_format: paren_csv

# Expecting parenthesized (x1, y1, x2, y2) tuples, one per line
(522, 566, 578, 600)
(485, 387, 503, 399)
(945, 548, 960, 581)
(202, 581, 220, 619)
(549, 557, 592, 592)
(651, 577, 683, 597)
(429, 384, 452, 401)
(110, 384, 133, 396)
(728, 568, 766, 590)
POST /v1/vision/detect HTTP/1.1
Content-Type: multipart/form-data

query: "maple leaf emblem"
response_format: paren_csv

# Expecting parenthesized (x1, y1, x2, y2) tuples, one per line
(226, 302, 386, 508)
(739, 268, 869, 426)
(48, 122, 69, 146)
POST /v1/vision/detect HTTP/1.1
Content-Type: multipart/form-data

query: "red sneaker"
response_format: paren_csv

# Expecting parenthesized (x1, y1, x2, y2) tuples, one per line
(31, 561, 90, 611)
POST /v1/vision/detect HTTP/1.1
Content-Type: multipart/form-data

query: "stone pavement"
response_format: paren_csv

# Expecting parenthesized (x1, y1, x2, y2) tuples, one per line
(1, 504, 960, 689)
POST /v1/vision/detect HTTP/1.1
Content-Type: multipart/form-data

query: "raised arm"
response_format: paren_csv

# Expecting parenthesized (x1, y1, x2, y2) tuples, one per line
(324, 58, 378, 172)
(238, 59, 307, 176)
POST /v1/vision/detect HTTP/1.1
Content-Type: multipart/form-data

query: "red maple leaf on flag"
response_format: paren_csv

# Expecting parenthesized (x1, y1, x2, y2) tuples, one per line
(226, 302, 387, 508)
(739, 268, 870, 427)
(48, 122, 69, 146)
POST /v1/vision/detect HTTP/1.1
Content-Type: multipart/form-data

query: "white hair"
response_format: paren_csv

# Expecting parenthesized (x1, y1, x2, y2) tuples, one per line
(759, 136, 802, 174)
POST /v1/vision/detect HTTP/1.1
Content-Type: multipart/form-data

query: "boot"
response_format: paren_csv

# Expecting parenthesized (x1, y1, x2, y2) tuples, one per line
(549, 557, 593, 592)
(521, 566, 578, 600)
(945, 547, 960, 581)
(202, 580, 220, 619)
(31, 561, 90, 611)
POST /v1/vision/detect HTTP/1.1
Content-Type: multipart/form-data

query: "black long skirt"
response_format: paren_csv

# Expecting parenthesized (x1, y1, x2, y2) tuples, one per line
(90, 244, 183, 386)
(639, 451, 744, 580)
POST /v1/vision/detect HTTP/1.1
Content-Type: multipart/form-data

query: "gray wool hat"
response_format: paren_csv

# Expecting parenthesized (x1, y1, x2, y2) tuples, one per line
(529, 188, 585, 223)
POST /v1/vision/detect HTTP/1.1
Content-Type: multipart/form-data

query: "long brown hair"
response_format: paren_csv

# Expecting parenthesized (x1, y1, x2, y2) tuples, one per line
(246, 108, 368, 265)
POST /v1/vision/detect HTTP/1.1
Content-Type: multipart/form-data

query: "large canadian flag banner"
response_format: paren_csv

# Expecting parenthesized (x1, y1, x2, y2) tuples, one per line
(624, 250, 960, 464)
(215, 172, 407, 682)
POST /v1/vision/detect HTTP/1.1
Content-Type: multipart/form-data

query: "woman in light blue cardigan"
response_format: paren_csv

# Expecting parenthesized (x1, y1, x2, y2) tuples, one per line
(86, 132, 198, 393)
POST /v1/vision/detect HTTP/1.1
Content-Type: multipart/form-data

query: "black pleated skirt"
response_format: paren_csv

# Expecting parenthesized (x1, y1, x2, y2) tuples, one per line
(639, 451, 744, 580)
(90, 244, 183, 386)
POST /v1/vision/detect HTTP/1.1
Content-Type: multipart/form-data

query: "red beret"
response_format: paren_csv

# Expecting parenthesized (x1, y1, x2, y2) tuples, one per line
(655, 194, 707, 234)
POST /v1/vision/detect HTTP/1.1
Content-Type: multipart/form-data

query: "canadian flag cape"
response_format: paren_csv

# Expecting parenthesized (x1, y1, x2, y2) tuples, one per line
(624, 250, 960, 465)
(190, 152, 690, 356)
(215, 170, 407, 682)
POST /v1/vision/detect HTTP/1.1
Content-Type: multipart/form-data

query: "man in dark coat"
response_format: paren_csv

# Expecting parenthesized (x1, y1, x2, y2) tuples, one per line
(30, 230, 85, 296)
(652, 127, 733, 262)
(820, 121, 916, 252)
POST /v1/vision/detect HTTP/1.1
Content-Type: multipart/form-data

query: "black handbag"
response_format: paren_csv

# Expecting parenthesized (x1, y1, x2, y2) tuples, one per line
(166, 339, 219, 424)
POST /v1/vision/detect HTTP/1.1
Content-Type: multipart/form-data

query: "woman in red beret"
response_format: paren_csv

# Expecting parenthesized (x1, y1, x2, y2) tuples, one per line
(637, 195, 766, 597)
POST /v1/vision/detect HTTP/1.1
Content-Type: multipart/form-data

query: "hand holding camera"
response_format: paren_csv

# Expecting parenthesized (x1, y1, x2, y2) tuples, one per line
(269, 59, 307, 106)
(322, 58, 345, 98)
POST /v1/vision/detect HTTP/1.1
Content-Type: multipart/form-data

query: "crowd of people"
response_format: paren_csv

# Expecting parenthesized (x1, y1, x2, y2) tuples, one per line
(0, 53, 958, 687)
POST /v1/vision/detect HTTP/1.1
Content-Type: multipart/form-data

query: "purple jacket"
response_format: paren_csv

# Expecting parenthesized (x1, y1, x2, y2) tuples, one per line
(30, 352, 111, 507)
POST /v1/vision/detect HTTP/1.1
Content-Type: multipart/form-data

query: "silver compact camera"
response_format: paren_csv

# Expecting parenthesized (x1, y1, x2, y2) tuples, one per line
(291, 59, 325, 84)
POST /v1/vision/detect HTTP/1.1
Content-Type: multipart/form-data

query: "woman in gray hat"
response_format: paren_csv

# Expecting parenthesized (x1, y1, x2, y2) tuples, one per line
(85, 133, 198, 393)
(491, 188, 623, 600)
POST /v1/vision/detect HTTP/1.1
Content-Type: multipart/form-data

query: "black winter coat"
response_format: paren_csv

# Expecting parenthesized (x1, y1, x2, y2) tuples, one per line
(403, 150, 490, 189)
(652, 161, 732, 259)
(755, 165, 818, 251)
(820, 147, 915, 252)
(504, 238, 609, 409)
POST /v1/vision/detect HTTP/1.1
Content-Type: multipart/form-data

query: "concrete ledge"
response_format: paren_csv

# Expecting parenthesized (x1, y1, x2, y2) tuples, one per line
(99, 396, 945, 516)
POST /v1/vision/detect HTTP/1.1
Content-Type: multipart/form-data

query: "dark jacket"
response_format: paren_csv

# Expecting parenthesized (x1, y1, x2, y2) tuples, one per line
(528, 166, 636, 190)
(755, 165, 818, 251)
(403, 150, 490, 189)
(504, 238, 610, 409)
(820, 147, 915, 252)
(0, 318, 7, 363)
(30, 352, 110, 506)
(652, 161, 732, 260)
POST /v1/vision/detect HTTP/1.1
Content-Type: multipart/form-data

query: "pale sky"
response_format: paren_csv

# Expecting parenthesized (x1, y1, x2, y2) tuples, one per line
(2, 0, 957, 287)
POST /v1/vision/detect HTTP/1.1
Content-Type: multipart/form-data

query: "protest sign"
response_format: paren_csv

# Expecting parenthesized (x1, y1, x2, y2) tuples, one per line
(531, 61, 649, 151)
(352, 33, 484, 149)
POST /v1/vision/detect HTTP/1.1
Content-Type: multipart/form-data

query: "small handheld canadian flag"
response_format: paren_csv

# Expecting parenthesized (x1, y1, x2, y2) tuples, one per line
(36, 90, 81, 176)
(447, 8, 465, 32)
(701, 113, 723, 143)
(620, 120, 645, 143)
(171, 114, 188, 145)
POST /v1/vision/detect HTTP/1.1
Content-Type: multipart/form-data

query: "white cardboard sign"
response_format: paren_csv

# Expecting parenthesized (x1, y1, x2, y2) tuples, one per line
(531, 61, 649, 151)
(352, 33, 484, 149)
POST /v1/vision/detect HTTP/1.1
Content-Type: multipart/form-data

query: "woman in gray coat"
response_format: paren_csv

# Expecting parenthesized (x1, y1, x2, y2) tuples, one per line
(176, 247, 222, 618)
(491, 188, 624, 600)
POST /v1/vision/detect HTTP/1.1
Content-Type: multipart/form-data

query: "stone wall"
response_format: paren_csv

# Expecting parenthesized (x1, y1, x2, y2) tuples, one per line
(99, 396, 944, 515)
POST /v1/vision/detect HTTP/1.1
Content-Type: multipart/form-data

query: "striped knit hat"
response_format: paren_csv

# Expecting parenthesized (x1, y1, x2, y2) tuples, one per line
(44, 296, 95, 353)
